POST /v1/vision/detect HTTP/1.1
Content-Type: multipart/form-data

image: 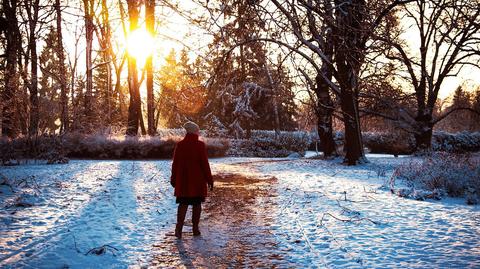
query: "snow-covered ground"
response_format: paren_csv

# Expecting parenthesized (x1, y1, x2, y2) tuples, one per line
(1, 155, 479, 268)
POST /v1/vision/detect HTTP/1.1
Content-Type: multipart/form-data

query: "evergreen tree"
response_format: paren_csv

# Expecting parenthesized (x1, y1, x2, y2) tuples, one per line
(448, 86, 473, 132)
(38, 27, 70, 134)
(157, 48, 207, 128)
(93, 57, 110, 128)
(158, 49, 182, 128)
(177, 49, 207, 124)
(204, 1, 297, 137)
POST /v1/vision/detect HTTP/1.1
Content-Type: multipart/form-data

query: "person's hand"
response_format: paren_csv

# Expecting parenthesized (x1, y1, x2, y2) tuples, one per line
(208, 182, 214, 191)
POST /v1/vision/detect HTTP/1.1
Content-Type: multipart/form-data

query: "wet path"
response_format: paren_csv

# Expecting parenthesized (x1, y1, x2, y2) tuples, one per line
(149, 172, 287, 268)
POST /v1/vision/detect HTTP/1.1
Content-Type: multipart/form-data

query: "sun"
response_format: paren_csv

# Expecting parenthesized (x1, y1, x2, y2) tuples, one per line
(126, 28, 154, 66)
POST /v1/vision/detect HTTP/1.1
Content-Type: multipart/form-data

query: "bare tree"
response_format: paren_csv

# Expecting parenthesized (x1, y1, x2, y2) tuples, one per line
(264, 64, 281, 138)
(332, 0, 367, 163)
(146, 0, 155, 135)
(382, 0, 480, 150)
(55, 0, 68, 133)
(83, 0, 95, 129)
(255, 0, 407, 164)
(67, 24, 83, 131)
(126, 0, 142, 136)
(116, 0, 128, 117)
(1, 0, 22, 137)
(24, 0, 41, 136)
(306, 0, 338, 157)
(94, 0, 114, 126)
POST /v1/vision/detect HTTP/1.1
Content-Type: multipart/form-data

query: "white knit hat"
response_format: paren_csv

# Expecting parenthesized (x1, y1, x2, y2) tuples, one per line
(183, 121, 200, 134)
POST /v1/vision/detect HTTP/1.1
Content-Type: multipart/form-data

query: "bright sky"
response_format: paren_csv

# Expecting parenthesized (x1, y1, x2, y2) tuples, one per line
(58, 1, 479, 101)
(400, 16, 480, 100)
(59, 1, 209, 97)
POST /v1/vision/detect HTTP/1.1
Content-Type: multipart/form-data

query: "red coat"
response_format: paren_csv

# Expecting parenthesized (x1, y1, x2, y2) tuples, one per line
(171, 133, 213, 198)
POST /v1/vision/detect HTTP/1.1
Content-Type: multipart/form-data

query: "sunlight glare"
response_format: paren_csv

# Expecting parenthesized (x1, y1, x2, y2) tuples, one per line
(127, 28, 154, 67)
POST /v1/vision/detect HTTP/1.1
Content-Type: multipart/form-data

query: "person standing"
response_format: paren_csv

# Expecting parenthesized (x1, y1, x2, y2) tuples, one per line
(171, 122, 214, 238)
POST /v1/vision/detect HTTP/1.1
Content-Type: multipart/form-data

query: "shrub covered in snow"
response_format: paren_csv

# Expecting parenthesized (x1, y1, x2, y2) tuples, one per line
(227, 130, 311, 157)
(361, 131, 480, 155)
(63, 134, 179, 159)
(202, 137, 230, 157)
(64, 133, 229, 159)
(432, 131, 480, 153)
(363, 132, 415, 155)
(0, 133, 229, 163)
(155, 128, 186, 138)
(203, 113, 229, 137)
(389, 152, 480, 204)
(0, 135, 67, 165)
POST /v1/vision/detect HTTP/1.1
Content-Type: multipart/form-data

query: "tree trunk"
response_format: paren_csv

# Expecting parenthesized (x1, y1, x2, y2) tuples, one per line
(83, 0, 94, 129)
(55, 0, 68, 133)
(245, 121, 251, 139)
(117, 1, 128, 120)
(28, 29, 39, 136)
(414, 112, 433, 150)
(1, 0, 20, 137)
(126, 0, 141, 136)
(105, 55, 113, 125)
(334, 0, 367, 165)
(114, 67, 125, 115)
(146, 0, 155, 135)
(70, 47, 78, 131)
(412, 72, 434, 150)
(139, 106, 147, 135)
(26, 0, 40, 136)
(315, 2, 337, 158)
(315, 74, 337, 158)
(340, 88, 365, 165)
(99, 0, 113, 126)
(264, 64, 280, 138)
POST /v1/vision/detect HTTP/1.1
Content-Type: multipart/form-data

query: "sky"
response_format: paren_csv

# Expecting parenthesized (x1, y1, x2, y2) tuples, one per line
(58, 0, 479, 101)
(399, 13, 480, 99)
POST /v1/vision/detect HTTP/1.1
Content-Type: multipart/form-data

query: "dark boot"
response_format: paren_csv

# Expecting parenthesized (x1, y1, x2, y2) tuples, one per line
(175, 204, 188, 239)
(192, 204, 202, 236)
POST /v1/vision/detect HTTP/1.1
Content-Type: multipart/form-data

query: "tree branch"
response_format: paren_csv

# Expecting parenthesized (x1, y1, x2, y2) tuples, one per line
(433, 107, 480, 125)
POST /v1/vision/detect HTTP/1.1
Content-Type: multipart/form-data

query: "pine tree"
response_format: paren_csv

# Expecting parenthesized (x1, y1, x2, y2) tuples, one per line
(177, 49, 207, 124)
(93, 57, 110, 128)
(448, 86, 473, 132)
(158, 49, 182, 128)
(38, 27, 70, 134)
(158, 48, 207, 128)
(204, 1, 297, 137)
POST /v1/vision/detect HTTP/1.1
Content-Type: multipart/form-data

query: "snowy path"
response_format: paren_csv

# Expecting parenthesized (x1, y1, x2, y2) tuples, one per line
(1, 157, 479, 268)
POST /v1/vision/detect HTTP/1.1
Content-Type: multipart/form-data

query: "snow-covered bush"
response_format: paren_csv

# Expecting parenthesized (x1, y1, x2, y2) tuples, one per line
(203, 113, 229, 137)
(306, 131, 345, 151)
(0, 133, 229, 163)
(228, 130, 311, 157)
(63, 133, 229, 159)
(432, 131, 480, 153)
(0, 135, 67, 165)
(155, 128, 185, 138)
(201, 138, 230, 157)
(390, 152, 480, 204)
(62, 134, 176, 159)
(361, 131, 480, 155)
(363, 132, 415, 155)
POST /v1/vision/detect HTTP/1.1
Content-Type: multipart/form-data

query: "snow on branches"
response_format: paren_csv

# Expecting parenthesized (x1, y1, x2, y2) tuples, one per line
(228, 82, 272, 138)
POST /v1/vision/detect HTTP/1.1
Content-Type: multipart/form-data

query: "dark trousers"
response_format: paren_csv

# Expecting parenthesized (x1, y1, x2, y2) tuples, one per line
(175, 204, 201, 237)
